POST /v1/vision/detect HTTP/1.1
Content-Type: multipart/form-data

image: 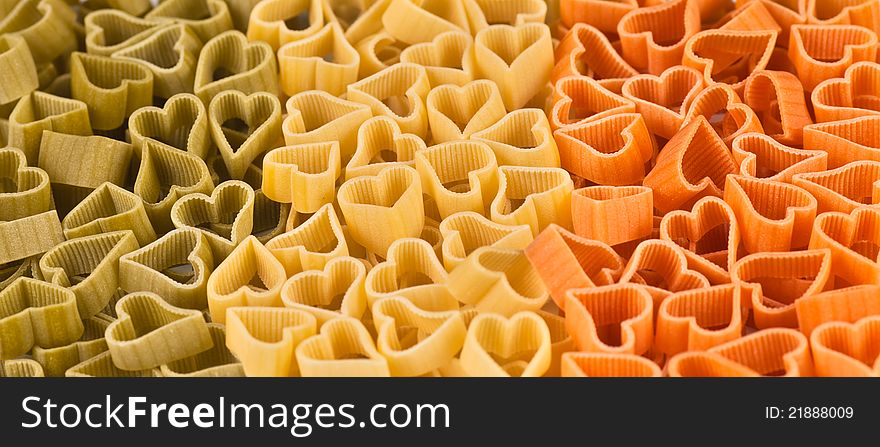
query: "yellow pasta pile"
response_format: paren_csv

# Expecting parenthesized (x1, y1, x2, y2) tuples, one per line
(2, 0, 880, 378)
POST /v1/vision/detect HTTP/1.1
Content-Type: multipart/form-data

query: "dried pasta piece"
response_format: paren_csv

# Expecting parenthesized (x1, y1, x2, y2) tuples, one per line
(459, 311, 551, 377)
(0, 0, 77, 64)
(161, 323, 244, 377)
(83, 9, 163, 56)
(792, 161, 880, 213)
(680, 84, 764, 146)
(266, 203, 348, 276)
(112, 24, 203, 100)
(105, 291, 212, 371)
(811, 61, 880, 123)
(448, 246, 548, 316)
(70, 51, 153, 131)
(281, 256, 367, 326)
(467, 0, 547, 26)
(39, 231, 138, 319)
(524, 224, 624, 308)
(399, 31, 474, 87)
(209, 90, 282, 181)
(668, 328, 812, 377)
(564, 284, 653, 355)
(660, 197, 741, 285)
(224, 0, 261, 32)
(282, 91, 372, 162)
(0, 211, 64, 265)
(439, 211, 533, 271)
(0, 34, 38, 105)
(416, 140, 499, 218)
(536, 310, 573, 377)
(803, 115, 880, 167)
(732, 132, 827, 183)
(723, 175, 817, 253)
(655, 285, 745, 357)
(470, 108, 560, 168)
(618, 239, 711, 303)
(372, 296, 467, 376)
(806, 0, 880, 35)
(549, 76, 636, 131)
(682, 29, 777, 94)
(742, 70, 813, 146)
(468, 23, 554, 110)
(170, 180, 256, 260)
(489, 165, 573, 236)
(193, 30, 280, 103)
(620, 65, 704, 139)
(262, 142, 341, 214)
(0, 147, 53, 221)
(735, 0, 806, 45)
(426, 80, 506, 143)
(62, 183, 157, 247)
(1, 358, 44, 377)
(560, 0, 638, 34)
(571, 186, 653, 247)
(732, 249, 832, 329)
(296, 317, 389, 377)
(128, 93, 212, 160)
(347, 63, 431, 138)
(337, 165, 424, 257)
(31, 316, 109, 377)
(551, 23, 638, 88)
(560, 352, 661, 377)
(554, 113, 654, 186)
(643, 117, 738, 214)
(381, 0, 473, 44)
(796, 285, 880, 337)
(365, 238, 458, 310)
(811, 315, 880, 376)
(225, 306, 317, 376)
(345, 116, 426, 180)
(6, 91, 91, 165)
(206, 236, 287, 324)
(788, 24, 878, 92)
(808, 208, 880, 287)
(37, 132, 133, 191)
(278, 22, 360, 97)
(145, 0, 234, 44)
(616, 0, 701, 75)
(119, 228, 215, 310)
(247, 0, 327, 51)
(717, 1, 782, 33)
(66, 351, 159, 377)
(133, 140, 214, 233)
(354, 31, 406, 78)
(0, 278, 83, 359)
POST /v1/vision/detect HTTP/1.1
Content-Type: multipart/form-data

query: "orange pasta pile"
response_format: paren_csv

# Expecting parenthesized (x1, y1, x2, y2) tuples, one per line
(1, 0, 880, 378)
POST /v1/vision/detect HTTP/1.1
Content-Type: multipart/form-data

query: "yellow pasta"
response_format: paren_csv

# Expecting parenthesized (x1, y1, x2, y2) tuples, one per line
(416, 140, 499, 218)
(426, 80, 507, 142)
(459, 311, 551, 377)
(296, 317, 390, 377)
(337, 165, 425, 257)
(266, 203, 348, 276)
(490, 165, 573, 235)
(448, 246, 549, 316)
(344, 116, 426, 180)
(281, 256, 369, 327)
(282, 90, 372, 162)
(470, 108, 561, 167)
(206, 236, 287, 324)
(261, 142, 342, 213)
(438, 211, 534, 270)
(225, 306, 317, 377)
(399, 31, 474, 87)
(278, 22, 360, 96)
(365, 238, 459, 310)
(372, 296, 467, 376)
(347, 63, 432, 138)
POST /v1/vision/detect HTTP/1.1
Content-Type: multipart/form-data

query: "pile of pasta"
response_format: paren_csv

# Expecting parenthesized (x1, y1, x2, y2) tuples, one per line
(1, 0, 879, 378)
